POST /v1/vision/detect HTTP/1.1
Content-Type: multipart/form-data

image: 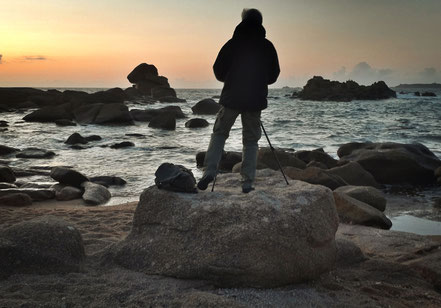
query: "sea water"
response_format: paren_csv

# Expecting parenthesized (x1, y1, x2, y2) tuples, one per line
(1, 88, 440, 207)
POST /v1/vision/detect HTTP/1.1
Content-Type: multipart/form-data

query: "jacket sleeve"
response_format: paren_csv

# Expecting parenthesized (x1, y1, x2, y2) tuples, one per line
(267, 41, 280, 85)
(213, 40, 234, 82)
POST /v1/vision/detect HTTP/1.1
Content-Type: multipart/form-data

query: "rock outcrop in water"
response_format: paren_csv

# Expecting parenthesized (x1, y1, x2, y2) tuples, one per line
(191, 98, 221, 115)
(294, 76, 396, 101)
(127, 63, 182, 102)
(185, 118, 209, 128)
(102, 170, 339, 288)
(1, 63, 183, 125)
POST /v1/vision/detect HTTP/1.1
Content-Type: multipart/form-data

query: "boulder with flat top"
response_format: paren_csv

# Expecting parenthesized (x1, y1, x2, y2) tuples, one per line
(102, 169, 339, 288)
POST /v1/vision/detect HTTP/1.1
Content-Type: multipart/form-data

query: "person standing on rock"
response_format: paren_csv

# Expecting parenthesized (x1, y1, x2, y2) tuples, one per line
(197, 8, 280, 193)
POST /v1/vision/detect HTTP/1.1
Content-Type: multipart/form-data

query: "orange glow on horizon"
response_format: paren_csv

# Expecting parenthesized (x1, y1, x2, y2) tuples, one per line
(1, 0, 440, 88)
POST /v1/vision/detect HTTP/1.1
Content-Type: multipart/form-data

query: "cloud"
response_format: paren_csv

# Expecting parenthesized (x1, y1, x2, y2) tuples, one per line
(0, 54, 2, 64)
(22, 55, 48, 61)
(332, 61, 395, 85)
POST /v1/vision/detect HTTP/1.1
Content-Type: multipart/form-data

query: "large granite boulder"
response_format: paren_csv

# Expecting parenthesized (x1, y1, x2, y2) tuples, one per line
(50, 167, 89, 188)
(74, 103, 133, 125)
(334, 185, 386, 212)
(333, 192, 392, 229)
(0, 216, 85, 278)
(127, 63, 173, 96)
(284, 166, 347, 190)
(337, 142, 441, 185)
(297, 76, 396, 101)
(102, 170, 339, 288)
(127, 63, 159, 83)
(327, 161, 381, 188)
(0, 165, 15, 183)
(191, 99, 221, 115)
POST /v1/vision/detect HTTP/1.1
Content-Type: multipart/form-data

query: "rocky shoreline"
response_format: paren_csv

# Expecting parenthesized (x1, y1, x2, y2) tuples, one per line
(1, 64, 441, 306)
(1, 172, 440, 307)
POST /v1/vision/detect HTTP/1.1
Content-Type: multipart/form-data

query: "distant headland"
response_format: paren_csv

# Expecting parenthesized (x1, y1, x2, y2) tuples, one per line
(394, 83, 441, 89)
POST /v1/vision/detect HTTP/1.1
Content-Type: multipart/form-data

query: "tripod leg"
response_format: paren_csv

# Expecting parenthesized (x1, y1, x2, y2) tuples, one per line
(260, 121, 289, 185)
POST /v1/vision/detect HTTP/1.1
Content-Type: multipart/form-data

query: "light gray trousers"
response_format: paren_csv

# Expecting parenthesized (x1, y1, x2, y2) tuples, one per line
(203, 106, 262, 188)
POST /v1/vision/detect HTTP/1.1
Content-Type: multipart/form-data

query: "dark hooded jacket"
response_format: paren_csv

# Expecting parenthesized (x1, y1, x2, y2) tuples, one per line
(213, 20, 280, 111)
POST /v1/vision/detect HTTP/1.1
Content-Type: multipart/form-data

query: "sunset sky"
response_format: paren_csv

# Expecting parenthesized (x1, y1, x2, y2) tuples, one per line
(1, 0, 440, 88)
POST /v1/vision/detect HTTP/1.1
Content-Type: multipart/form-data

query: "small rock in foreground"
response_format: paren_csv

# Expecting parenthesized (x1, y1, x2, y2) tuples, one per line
(81, 182, 111, 205)
(55, 186, 83, 201)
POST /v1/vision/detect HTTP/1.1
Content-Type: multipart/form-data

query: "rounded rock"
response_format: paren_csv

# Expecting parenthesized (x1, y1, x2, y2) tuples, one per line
(0, 216, 85, 278)
(50, 167, 89, 188)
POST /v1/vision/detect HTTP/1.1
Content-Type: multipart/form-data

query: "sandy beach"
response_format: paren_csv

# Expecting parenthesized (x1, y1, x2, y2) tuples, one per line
(0, 200, 137, 256)
(1, 193, 441, 307)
